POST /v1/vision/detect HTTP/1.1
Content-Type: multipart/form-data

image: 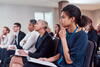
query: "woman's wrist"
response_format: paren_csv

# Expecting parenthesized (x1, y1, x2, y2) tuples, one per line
(60, 37, 66, 40)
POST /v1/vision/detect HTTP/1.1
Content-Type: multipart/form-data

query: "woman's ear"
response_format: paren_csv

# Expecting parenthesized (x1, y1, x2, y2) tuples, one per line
(71, 17, 75, 23)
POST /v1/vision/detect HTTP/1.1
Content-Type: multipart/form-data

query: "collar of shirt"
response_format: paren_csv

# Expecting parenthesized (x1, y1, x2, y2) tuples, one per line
(14, 31, 19, 36)
(2, 35, 6, 38)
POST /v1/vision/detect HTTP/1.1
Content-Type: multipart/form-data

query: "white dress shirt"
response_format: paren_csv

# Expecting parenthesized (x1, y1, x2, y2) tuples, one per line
(0, 34, 9, 45)
(5, 31, 19, 48)
(20, 30, 39, 53)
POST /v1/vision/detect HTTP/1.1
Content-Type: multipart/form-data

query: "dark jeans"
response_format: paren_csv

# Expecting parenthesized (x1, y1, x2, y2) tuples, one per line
(0, 49, 15, 67)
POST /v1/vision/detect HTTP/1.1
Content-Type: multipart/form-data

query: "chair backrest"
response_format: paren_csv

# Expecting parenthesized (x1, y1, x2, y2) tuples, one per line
(52, 37, 59, 55)
(97, 34, 100, 49)
(90, 41, 97, 67)
(84, 40, 95, 67)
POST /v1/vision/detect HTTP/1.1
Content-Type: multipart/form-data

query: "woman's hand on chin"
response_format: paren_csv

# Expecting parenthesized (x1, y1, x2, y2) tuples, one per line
(59, 28, 66, 39)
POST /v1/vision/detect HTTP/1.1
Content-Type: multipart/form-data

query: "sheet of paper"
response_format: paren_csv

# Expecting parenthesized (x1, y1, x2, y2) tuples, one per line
(15, 49, 20, 56)
(15, 49, 28, 57)
(27, 57, 57, 67)
(8, 45, 17, 49)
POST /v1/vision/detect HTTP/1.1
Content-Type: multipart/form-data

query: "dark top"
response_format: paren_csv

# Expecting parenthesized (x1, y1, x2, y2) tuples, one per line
(88, 30, 98, 43)
(28, 31, 56, 58)
(17, 31, 26, 49)
(56, 30, 88, 67)
(49, 32, 54, 37)
(23, 32, 56, 67)
(97, 34, 100, 49)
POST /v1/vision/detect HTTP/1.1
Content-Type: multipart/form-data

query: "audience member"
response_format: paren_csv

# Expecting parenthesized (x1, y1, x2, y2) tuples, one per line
(54, 24, 61, 39)
(84, 16, 98, 43)
(20, 19, 39, 53)
(46, 27, 54, 37)
(6, 23, 26, 49)
(97, 24, 100, 50)
(38, 4, 88, 67)
(0, 27, 10, 45)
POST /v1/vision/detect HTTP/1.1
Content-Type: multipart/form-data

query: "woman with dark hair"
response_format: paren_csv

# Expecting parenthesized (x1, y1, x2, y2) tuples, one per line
(84, 16, 98, 43)
(54, 24, 61, 39)
(39, 4, 88, 67)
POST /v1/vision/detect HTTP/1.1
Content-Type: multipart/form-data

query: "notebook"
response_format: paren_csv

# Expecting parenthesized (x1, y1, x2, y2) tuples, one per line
(27, 57, 57, 67)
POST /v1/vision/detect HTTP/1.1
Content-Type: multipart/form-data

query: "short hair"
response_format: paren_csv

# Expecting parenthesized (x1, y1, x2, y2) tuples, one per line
(30, 19, 37, 25)
(14, 23, 21, 28)
(38, 20, 48, 29)
(3, 26, 10, 33)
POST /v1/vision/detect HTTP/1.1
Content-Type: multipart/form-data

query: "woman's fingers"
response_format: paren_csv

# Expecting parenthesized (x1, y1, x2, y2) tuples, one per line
(59, 28, 66, 38)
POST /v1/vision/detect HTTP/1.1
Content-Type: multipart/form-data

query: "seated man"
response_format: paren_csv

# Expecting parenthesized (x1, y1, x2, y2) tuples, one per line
(0, 26, 10, 46)
(19, 19, 39, 53)
(9, 20, 56, 67)
(0, 27, 10, 61)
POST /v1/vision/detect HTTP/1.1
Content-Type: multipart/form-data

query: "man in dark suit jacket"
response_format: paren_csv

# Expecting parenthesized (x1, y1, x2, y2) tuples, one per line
(16, 31, 26, 49)
(6, 23, 26, 49)
(9, 20, 56, 67)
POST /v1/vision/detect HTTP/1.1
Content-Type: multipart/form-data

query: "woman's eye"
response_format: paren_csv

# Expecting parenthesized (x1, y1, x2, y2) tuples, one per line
(61, 16, 65, 19)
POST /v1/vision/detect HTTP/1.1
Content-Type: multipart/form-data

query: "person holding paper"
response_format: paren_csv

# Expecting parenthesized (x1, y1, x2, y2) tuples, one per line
(6, 23, 26, 49)
(38, 5, 88, 67)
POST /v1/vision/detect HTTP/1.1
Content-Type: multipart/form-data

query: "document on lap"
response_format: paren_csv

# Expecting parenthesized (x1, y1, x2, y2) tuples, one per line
(15, 49, 20, 56)
(8, 45, 17, 49)
(15, 49, 28, 57)
(27, 57, 57, 67)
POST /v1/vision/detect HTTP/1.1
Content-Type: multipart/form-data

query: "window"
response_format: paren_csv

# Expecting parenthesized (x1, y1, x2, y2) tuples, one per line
(34, 12, 44, 20)
(34, 12, 53, 31)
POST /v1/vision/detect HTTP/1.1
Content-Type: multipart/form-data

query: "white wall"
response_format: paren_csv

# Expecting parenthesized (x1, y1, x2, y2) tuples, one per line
(81, 9, 100, 29)
(0, 4, 100, 34)
(0, 4, 55, 34)
(81, 10, 93, 20)
(52, 8, 95, 27)
(92, 9, 100, 29)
